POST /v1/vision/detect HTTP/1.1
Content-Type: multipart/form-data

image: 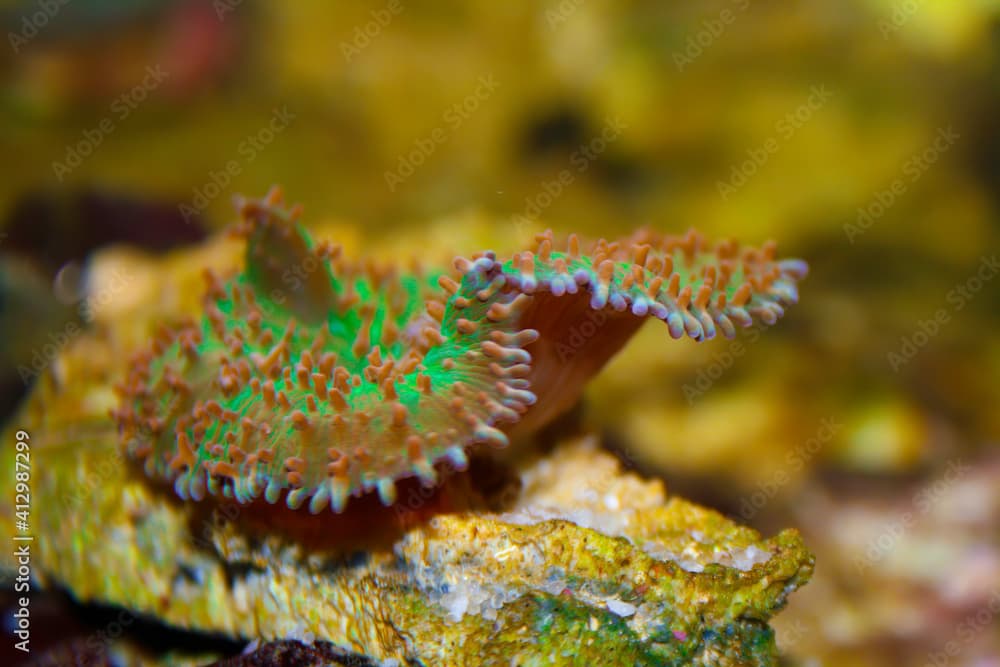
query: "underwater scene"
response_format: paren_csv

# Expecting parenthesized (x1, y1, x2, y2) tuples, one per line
(0, 1, 998, 666)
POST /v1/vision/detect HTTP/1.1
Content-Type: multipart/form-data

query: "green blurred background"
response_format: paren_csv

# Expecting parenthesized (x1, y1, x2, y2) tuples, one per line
(1, 1, 999, 665)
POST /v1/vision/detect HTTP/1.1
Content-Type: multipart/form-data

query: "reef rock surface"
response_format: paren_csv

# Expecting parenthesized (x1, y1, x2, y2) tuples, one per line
(0, 234, 812, 666)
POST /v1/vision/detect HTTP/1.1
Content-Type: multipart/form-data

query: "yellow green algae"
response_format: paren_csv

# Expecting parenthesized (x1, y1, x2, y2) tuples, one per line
(0, 236, 812, 666)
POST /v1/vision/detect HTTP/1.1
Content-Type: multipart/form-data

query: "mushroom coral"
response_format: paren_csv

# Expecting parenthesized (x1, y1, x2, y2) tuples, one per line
(113, 187, 807, 513)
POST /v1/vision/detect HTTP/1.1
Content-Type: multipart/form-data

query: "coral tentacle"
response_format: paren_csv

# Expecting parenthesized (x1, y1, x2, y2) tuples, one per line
(114, 190, 806, 513)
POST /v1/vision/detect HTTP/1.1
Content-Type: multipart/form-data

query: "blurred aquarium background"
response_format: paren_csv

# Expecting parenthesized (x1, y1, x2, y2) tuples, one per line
(0, 1, 998, 665)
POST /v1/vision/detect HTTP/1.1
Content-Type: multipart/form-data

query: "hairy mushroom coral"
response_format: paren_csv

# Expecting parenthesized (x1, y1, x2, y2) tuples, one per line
(113, 187, 808, 514)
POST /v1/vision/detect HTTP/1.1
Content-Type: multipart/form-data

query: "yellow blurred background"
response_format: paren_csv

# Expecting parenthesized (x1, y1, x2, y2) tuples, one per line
(1, 1, 998, 665)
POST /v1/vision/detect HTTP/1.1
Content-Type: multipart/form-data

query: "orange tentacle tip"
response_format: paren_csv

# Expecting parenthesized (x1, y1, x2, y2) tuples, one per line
(114, 189, 807, 514)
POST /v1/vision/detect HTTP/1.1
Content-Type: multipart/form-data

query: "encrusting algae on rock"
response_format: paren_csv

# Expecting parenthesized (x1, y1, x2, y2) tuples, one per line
(1, 188, 813, 665)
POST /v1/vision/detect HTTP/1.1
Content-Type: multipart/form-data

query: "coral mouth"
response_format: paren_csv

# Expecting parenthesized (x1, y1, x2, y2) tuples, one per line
(113, 188, 807, 514)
